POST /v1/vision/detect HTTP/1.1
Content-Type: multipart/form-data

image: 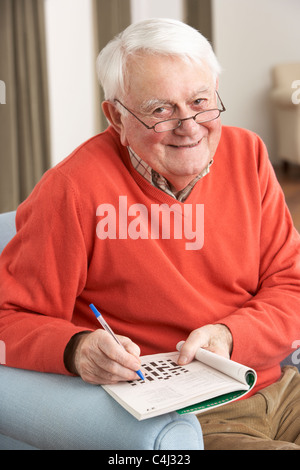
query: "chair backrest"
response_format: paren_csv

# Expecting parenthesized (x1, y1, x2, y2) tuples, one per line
(272, 62, 300, 88)
(0, 211, 17, 254)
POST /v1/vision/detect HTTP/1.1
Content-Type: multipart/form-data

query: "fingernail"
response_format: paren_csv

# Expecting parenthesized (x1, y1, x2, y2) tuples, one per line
(178, 355, 188, 365)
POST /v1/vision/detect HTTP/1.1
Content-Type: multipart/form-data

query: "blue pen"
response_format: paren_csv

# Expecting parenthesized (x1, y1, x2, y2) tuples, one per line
(89, 303, 145, 381)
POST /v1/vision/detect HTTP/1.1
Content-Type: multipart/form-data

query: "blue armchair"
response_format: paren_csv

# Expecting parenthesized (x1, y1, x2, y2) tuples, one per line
(0, 211, 203, 450)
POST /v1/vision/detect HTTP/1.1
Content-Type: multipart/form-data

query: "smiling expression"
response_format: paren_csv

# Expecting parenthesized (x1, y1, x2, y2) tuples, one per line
(104, 54, 222, 191)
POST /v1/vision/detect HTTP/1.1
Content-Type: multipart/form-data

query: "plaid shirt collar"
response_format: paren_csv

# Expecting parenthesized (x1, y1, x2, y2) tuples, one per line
(128, 147, 213, 202)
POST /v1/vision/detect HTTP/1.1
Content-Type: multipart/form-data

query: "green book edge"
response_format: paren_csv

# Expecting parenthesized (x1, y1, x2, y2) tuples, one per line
(176, 372, 256, 415)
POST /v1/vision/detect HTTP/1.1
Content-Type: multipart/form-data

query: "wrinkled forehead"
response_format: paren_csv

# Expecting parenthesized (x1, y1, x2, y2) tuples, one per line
(122, 52, 216, 105)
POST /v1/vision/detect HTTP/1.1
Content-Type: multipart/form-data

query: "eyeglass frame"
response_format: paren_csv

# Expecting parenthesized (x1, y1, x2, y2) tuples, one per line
(114, 90, 226, 133)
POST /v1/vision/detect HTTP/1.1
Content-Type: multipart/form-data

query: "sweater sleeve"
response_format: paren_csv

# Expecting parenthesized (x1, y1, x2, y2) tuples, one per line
(221, 137, 300, 371)
(0, 168, 90, 374)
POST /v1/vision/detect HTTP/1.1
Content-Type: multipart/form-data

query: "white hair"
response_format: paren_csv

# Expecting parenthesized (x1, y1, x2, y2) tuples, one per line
(96, 18, 221, 101)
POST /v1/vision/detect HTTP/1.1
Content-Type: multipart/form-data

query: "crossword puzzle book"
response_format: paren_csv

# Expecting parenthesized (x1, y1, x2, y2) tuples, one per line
(102, 345, 257, 420)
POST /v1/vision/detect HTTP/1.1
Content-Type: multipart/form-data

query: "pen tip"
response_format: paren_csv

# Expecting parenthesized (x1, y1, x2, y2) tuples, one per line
(136, 370, 145, 381)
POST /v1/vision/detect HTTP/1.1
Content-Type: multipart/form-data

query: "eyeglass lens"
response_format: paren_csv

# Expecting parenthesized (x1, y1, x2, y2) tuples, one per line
(154, 109, 221, 132)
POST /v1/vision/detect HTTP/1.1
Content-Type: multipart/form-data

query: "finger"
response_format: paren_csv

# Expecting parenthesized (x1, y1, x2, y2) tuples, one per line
(118, 335, 141, 359)
(203, 340, 231, 359)
(81, 352, 139, 385)
(177, 325, 232, 365)
(77, 330, 142, 384)
(98, 332, 142, 371)
(198, 324, 232, 358)
(177, 329, 210, 365)
(77, 345, 140, 385)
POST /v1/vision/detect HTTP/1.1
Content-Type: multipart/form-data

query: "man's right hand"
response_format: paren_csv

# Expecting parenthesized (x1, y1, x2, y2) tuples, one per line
(70, 330, 143, 385)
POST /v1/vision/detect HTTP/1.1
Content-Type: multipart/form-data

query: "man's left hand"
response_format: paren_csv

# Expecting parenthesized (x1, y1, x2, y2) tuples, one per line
(177, 324, 233, 365)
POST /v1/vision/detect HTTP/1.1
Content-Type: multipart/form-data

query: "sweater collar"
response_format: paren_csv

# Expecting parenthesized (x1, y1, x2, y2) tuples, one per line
(128, 147, 213, 202)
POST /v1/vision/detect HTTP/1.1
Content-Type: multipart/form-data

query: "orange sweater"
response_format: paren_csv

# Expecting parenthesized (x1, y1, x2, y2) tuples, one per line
(0, 126, 299, 395)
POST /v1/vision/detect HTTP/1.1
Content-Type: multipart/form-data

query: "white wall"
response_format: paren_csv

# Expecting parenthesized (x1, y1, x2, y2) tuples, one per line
(44, 0, 97, 166)
(45, 0, 300, 165)
(212, 0, 300, 162)
(131, 0, 183, 23)
(45, 0, 184, 166)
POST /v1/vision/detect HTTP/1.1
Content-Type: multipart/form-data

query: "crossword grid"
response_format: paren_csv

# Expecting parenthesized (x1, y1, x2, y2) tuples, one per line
(128, 358, 189, 386)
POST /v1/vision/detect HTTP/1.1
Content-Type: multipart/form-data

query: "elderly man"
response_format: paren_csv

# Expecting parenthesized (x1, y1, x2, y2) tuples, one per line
(0, 19, 300, 450)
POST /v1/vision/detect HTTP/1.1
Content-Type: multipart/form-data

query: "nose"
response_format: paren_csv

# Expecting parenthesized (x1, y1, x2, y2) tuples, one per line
(173, 115, 202, 137)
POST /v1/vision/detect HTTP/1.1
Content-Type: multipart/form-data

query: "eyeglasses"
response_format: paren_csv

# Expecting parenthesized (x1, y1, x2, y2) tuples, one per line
(114, 91, 226, 133)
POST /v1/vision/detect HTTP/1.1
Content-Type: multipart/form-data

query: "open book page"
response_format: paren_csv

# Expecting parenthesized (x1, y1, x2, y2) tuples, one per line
(175, 344, 256, 416)
(102, 350, 256, 420)
(177, 341, 255, 386)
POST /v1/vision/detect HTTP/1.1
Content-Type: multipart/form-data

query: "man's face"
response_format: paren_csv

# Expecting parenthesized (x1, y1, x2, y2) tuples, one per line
(111, 54, 222, 191)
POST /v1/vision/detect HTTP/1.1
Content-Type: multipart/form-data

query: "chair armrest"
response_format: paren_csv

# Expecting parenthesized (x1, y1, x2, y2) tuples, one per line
(0, 211, 16, 254)
(0, 366, 203, 450)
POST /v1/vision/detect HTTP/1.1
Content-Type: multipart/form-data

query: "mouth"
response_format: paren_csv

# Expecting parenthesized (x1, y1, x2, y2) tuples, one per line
(169, 140, 201, 149)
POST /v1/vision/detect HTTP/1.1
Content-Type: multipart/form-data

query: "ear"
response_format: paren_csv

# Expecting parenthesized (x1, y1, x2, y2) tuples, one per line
(102, 101, 129, 146)
(102, 101, 121, 129)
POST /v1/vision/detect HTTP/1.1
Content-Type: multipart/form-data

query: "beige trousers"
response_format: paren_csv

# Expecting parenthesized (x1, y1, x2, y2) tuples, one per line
(198, 366, 300, 450)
